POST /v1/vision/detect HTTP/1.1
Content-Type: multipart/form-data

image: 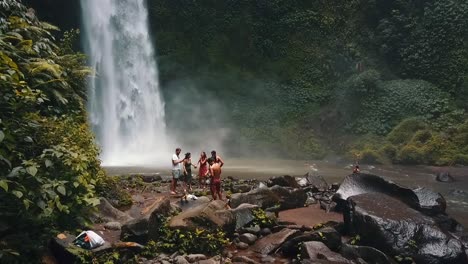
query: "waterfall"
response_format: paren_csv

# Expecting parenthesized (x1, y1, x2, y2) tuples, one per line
(81, 0, 169, 166)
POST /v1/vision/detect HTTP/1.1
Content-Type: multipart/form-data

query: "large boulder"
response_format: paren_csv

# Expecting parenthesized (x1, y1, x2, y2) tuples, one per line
(49, 233, 85, 264)
(436, 172, 454, 183)
(412, 187, 446, 215)
(169, 200, 235, 233)
(230, 187, 280, 209)
(120, 197, 171, 243)
(345, 193, 468, 264)
(230, 203, 260, 231)
(267, 175, 300, 188)
(230, 185, 307, 211)
(333, 173, 446, 215)
(280, 227, 342, 257)
(305, 172, 329, 191)
(340, 244, 393, 264)
(95, 197, 133, 223)
(301, 241, 352, 263)
(269, 185, 307, 210)
(251, 228, 300, 255)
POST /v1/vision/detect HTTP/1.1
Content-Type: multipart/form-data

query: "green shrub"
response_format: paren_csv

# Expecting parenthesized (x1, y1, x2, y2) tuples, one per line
(141, 216, 230, 256)
(387, 118, 427, 144)
(95, 176, 133, 208)
(454, 154, 468, 166)
(396, 145, 424, 164)
(348, 80, 453, 135)
(359, 148, 384, 164)
(411, 130, 433, 144)
(0, 1, 103, 261)
(249, 208, 276, 228)
(380, 144, 397, 161)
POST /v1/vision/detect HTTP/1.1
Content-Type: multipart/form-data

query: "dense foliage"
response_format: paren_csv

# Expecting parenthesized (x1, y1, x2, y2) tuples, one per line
(147, 0, 468, 162)
(21, 0, 468, 163)
(0, 0, 108, 261)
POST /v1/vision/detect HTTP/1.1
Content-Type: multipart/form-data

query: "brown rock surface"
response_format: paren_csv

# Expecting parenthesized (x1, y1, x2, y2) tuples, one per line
(251, 228, 300, 255)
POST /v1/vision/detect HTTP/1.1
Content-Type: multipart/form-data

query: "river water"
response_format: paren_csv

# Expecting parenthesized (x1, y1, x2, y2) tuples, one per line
(104, 159, 468, 226)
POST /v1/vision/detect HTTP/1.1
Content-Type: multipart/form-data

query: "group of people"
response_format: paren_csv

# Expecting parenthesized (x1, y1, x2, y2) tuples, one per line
(171, 148, 225, 200)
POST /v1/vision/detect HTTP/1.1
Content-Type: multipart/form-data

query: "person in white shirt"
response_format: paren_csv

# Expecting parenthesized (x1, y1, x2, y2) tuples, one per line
(171, 147, 183, 194)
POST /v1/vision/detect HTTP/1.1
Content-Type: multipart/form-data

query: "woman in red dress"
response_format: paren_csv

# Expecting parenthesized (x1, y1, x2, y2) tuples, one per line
(197, 151, 209, 189)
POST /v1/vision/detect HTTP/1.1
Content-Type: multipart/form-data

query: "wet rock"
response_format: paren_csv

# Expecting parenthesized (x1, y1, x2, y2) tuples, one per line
(267, 175, 300, 188)
(235, 242, 249, 250)
(169, 200, 235, 233)
(175, 256, 189, 264)
(305, 172, 328, 190)
(230, 203, 259, 231)
(269, 185, 307, 210)
(340, 244, 393, 264)
(232, 184, 253, 193)
(252, 228, 300, 255)
(198, 257, 220, 264)
(261, 255, 275, 263)
(239, 233, 258, 245)
(331, 183, 340, 191)
(296, 177, 308, 187)
(186, 254, 207, 262)
(141, 173, 162, 183)
(436, 172, 454, 183)
(280, 227, 341, 257)
(260, 228, 272, 236)
(232, 256, 260, 264)
(412, 187, 446, 215)
(121, 197, 171, 243)
(319, 200, 337, 213)
(49, 233, 85, 264)
(344, 193, 467, 264)
(333, 173, 446, 215)
(104, 221, 121, 230)
(301, 241, 352, 263)
(95, 197, 133, 223)
(239, 225, 261, 235)
(230, 188, 280, 209)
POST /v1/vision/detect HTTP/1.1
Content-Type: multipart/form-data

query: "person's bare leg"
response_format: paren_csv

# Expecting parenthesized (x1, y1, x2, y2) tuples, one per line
(217, 184, 223, 201)
(210, 184, 216, 200)
(171, 179, 176, 193)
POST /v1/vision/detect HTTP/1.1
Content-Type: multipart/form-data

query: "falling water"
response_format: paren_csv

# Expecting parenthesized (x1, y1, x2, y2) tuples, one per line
(80, 0, 169, 166)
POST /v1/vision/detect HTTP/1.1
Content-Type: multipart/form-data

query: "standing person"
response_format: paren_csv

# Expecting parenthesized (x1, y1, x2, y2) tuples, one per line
(182, 152, 197, 192)
(208, 158, 223, 200)
(210, 150, 224, 167)
(171, 148, 183, 195)
(197, 151, 209, 189)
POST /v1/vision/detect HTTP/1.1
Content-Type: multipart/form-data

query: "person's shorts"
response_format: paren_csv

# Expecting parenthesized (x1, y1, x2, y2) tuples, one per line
(172, 169, 181, 179)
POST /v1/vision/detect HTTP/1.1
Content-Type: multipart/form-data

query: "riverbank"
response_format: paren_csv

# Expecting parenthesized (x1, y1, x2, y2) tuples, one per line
(104, 159, 468, 227)
(48, 171, 468, 263)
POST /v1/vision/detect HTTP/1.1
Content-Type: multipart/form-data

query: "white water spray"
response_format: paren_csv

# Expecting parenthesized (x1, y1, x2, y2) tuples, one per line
(81, 0, 170, 166)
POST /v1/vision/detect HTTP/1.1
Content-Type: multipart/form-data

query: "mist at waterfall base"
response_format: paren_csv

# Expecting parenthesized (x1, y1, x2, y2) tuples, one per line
(81, 0, 172, 166)
(162, 79, 230, 161)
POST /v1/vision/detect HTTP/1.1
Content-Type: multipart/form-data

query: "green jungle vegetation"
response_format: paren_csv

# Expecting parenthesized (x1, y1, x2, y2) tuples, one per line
(1, 0, 468, 262)
(0, 0, 129, 262)
(146, 0, 468, 163)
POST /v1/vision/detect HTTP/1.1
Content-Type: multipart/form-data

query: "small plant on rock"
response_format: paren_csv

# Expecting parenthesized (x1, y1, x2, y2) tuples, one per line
(250, 208, 276, 228)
